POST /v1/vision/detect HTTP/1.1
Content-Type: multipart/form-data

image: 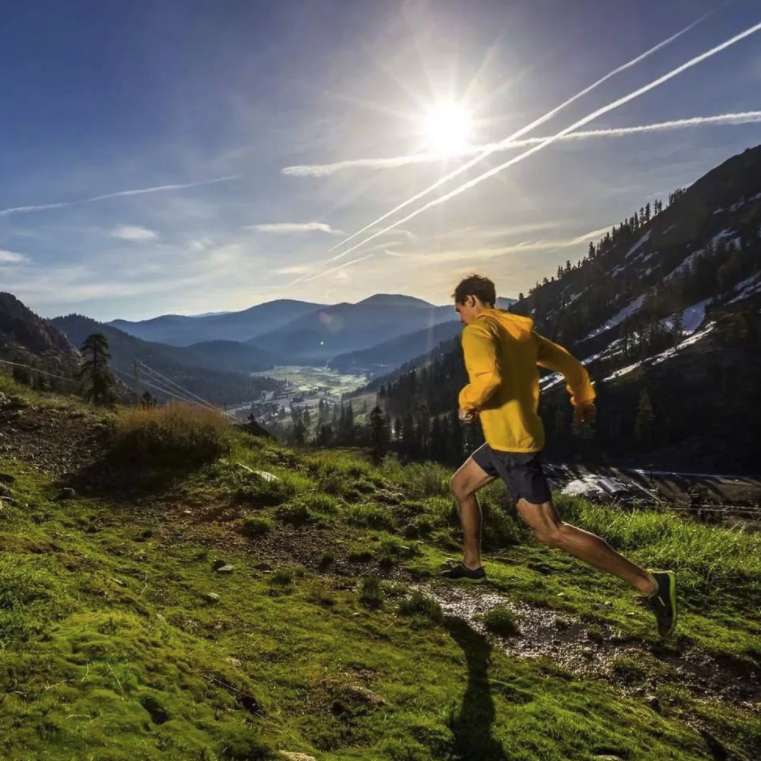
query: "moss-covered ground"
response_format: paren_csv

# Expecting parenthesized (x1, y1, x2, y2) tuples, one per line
(1, 380, 759, 760)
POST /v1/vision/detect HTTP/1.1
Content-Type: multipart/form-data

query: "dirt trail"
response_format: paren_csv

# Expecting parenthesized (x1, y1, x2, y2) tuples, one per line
(417, 583, 761, 711)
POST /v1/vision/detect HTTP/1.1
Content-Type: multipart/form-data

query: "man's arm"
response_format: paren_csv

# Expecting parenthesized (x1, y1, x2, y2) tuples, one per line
(535, 331, 596, 411)
(458, 320, 502, 411)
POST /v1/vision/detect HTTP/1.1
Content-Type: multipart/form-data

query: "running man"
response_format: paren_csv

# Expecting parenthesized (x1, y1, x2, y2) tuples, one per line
(441, 274, 677, 638)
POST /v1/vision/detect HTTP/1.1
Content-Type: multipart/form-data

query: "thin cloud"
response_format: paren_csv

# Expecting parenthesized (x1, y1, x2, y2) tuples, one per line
(0, 249, 30, 265)
(570, 225, 617, 245)
(245, 222, 343, 235)
(110, 225, 159, 242)
(290, 252, 375, 285)
(0, 175, 240, 218)
(283, 112, 761, 177)
(274, 265, 311, 275)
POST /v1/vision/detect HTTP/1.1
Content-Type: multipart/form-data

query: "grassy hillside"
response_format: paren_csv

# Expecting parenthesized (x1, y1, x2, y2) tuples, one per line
(1, 373, 759, 760)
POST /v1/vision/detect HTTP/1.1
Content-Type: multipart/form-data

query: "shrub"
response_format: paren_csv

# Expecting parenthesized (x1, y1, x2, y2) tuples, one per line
(360, 577, 384, 609)
(398, 592, 443, 625)
(346, 505, 394, 531)
(303, 493, 338, 514)
(242, 517, 272, 537)
(276, 501, 323, 525)
(482, 606, 520, 637)
(235, 472, 308, 507)
(110, 404, 232, 467)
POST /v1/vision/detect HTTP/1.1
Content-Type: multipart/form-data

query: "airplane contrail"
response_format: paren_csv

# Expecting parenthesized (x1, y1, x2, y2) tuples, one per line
(284, 111, 761, 177)
(322, 18, 761, 266)
(325, 9, 714, 253)
(0, 175, 240, 217)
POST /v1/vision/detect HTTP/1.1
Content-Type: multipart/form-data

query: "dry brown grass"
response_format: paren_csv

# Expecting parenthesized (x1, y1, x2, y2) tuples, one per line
(111, 402, 233, 466)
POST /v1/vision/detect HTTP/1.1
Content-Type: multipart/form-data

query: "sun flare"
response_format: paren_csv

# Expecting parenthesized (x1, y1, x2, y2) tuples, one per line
(422, 100, 473, 157)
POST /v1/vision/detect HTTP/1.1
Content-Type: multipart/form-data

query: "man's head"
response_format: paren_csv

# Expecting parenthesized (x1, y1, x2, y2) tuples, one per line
(453, 274, 496, 325)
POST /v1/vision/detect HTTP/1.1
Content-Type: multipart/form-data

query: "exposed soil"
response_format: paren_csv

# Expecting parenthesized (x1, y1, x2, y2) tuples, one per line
(0, 396, 107, 479)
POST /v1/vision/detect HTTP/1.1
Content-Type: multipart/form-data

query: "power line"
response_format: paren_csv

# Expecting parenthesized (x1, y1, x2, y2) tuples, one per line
(112, 368, 199, 406)
(135, 361, 238, 421)
(0, 357, 79, 386)
(135, 361, 219, 412)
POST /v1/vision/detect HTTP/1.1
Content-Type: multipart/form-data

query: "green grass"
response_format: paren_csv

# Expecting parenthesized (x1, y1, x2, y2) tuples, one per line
(1, 385, 761, 759)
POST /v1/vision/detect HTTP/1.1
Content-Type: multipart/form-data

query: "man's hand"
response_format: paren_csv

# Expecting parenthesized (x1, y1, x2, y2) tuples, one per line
(573, 402, 597, 425)
(459, 407, 479, 423)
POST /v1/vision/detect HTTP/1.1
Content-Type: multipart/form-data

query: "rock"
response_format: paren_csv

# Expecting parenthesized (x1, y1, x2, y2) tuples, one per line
(0, 473, 15, 484)
(57, 487, 76, 500)
(203, 593, 220, 604)
(556, 593, 567, 599)
(626, 612, 637, 618)
(346, 686, 386, 707)
(156, 613, 167, 624)
(254, 562, 273, 571)
(211, 559, 228, 570)
(216, 564, 234, 574)
(280, 754, 317, 761)
(646, 695, 661, 712)
(236, 462, 279, 482)
(111, 578, 126, 587)
(594, 757, 624, 761)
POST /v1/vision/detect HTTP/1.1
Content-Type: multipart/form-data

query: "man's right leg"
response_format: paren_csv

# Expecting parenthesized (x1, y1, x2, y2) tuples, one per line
(449, 457, 496, 569)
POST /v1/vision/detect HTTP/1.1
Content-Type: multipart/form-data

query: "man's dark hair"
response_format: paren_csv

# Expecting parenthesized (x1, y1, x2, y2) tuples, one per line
(452, 274, 496, 306)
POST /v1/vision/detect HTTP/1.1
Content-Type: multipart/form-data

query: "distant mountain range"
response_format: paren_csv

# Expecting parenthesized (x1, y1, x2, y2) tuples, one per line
(108, 293, 516, 368)
(109, 299, 324, 347)
(328, 297, 515, 377)
(50, 314, 284, 406)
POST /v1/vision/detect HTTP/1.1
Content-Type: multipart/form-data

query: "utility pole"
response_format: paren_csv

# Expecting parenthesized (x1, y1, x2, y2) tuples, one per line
(132, 360, 140, 405)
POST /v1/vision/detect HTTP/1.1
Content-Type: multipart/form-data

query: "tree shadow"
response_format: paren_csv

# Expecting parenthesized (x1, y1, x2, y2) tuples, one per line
(444, 616, 511, 761)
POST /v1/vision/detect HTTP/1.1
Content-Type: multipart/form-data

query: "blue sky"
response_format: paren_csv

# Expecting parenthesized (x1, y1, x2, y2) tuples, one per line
(1, 0, 760, 320)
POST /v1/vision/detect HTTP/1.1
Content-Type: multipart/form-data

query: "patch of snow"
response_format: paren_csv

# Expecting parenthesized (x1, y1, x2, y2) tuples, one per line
(729, 192, 761, 213)
(562, 475, 630, 498)
(603, 323, 715, 382)
(727, 272, 761, 305)
(660, 297, 712, 336)
(624, 230, 652, 259)
(583, 294, 646, 341)
(640, 251, 655, 264)
(541, 340, 623, 391)
(665, 249, 701, 281)
(644, 267, 653, 276)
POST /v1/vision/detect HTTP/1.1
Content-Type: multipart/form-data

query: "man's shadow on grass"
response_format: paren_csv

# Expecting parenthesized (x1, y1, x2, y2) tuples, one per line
(444, 616, 511, 761)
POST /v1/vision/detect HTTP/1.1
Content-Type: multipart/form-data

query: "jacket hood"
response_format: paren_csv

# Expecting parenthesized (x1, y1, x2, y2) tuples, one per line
(478, 308, 534, 341)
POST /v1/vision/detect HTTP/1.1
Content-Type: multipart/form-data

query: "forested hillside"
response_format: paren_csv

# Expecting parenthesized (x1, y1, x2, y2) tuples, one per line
(358, 145, 761, 472)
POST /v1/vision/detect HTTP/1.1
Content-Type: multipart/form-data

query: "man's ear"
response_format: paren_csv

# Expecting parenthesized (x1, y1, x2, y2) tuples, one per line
(467, 295, 476, 307)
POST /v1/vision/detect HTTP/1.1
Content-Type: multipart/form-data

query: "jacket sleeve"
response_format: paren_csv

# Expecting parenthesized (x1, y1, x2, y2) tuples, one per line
(458, 320, 502, 410)
(534, 331, 596, 407)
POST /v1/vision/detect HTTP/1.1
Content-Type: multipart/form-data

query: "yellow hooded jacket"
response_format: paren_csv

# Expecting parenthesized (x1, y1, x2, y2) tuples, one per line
(458, 309, 595, 452)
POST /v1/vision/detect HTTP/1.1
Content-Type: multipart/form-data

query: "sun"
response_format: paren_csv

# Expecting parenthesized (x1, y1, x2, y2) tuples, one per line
(423, 100, 473, 157)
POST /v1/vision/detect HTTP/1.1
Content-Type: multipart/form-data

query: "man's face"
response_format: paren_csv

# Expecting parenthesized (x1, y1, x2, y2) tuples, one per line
(455, 296, 479, 325)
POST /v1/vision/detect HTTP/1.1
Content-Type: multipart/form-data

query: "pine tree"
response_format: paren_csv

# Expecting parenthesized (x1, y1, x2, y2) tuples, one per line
(634, 389, 655, 446)
(369, 406, 386, 464)
(78, 332, 115, 407)
(140, 391, 157, 408)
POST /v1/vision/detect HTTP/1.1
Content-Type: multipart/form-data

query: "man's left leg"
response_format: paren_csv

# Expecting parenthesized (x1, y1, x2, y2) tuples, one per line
(514, 498, 656, 595)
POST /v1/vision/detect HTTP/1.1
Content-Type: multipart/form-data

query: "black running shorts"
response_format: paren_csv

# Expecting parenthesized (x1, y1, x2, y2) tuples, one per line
(471, 444, 552, 505)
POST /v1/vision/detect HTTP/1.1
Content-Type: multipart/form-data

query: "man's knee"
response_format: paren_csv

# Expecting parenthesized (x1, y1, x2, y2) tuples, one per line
(533, 521, 569, 548)
(450, 475, 473, 502)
